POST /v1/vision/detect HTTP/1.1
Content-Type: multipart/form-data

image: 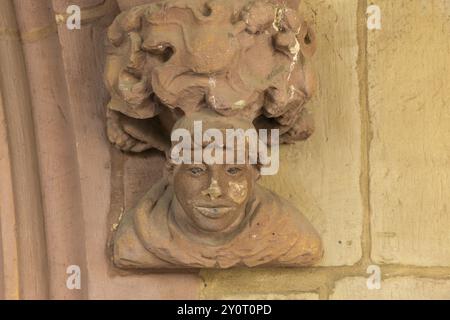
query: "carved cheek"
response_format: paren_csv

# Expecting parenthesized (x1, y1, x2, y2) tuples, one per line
(227, 180, 248, 205)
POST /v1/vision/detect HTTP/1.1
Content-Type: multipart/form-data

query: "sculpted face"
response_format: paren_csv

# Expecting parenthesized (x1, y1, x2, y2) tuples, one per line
(173, 163, 257, 233)
(109, 1, 324, 270)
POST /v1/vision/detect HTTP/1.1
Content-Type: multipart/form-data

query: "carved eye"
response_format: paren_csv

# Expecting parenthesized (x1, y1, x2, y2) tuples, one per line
(226, 167, 242, 175)
(189, 167, 206, 176)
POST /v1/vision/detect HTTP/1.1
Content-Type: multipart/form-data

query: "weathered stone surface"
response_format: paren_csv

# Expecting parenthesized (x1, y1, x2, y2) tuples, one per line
(260, 0, 363, 266)
(222, 293, 318, 300)
(53, 1, 200, 299)
(331, 277, 450, 300)
(116, 111, 324, 269)
(4, 0, 450, 301)
(200, 267, 325, 299)
(369, 0, 450, 266)
(123, 150, 165, 211)
(108, 0, 324, 270)
(105, 0, 317, 153)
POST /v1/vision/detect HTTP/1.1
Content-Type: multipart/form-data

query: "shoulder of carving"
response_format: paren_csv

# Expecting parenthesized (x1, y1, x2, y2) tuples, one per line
(113, 177, 175, 269)
(254, 184, 323, 266)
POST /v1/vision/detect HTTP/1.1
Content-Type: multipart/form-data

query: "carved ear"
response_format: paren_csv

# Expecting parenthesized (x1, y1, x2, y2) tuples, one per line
(164, 157, 175, 175)
(163, 157, 176, 185)
(253, 164, 261, 181)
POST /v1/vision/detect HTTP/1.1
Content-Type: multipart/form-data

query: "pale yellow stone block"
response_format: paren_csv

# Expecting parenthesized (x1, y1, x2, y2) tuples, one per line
(260, 0, 363, 266)
(222, 293, 319, 300)
(368, 1, 450, 266)
(331, 277, 450, 300)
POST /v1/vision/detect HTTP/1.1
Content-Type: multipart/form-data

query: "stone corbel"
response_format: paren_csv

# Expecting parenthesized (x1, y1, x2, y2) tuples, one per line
(105, 0, 323, 270)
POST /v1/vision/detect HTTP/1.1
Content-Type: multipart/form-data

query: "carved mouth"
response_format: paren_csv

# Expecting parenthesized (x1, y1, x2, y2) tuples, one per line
(194, 206, 234, 219)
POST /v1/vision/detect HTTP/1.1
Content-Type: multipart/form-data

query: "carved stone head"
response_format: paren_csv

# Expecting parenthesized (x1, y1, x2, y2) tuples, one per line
(168, 111, 260, 236)
(112, 111, 323, 268)
(107, 0, 323, 270)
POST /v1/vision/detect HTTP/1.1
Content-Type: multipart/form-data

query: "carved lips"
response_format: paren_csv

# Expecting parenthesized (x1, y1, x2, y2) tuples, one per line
(192, 200, 236, 219)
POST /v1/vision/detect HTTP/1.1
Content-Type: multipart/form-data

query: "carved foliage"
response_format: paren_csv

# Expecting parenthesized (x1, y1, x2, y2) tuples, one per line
(104, 0, 317, 152)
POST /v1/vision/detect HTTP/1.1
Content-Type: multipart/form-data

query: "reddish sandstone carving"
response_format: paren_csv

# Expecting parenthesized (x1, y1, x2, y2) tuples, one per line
(107, 0, 322, 269)
(104, 0, 317, 152)
(112, 112, 323, 268)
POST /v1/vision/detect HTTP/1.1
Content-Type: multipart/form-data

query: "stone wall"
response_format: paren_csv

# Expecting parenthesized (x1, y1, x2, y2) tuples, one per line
(201, 0, 450, 300)
(1, 0, 449, 300)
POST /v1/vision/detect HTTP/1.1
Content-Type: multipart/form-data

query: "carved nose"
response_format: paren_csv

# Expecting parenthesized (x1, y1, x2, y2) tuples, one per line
(201, 178, 222, 200)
